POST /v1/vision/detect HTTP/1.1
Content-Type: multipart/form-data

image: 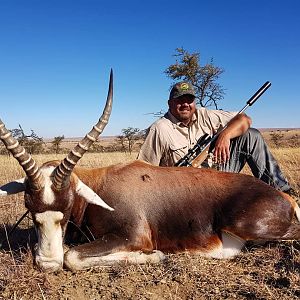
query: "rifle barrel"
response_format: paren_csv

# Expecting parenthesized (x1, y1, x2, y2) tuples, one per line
(246, 81, 271, 106)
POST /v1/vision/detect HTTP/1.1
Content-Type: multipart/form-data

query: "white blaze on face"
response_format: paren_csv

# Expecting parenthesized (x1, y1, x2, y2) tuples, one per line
(40, 166, 56, 205)
(35, 210, 64, 271)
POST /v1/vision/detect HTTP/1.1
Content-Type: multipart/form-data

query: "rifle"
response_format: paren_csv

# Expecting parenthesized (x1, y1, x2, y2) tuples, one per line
(175, 81, 271, 168)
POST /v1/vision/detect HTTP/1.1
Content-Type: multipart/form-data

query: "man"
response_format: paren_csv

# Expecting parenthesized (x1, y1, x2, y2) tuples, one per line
(138, 81, 292, 192)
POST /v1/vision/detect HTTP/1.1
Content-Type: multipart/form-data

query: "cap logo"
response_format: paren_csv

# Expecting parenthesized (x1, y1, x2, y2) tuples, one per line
(180, 83, 189, 91)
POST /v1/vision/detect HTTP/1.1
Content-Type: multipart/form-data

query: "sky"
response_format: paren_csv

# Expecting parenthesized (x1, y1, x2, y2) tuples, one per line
(0, 0, 299, 138)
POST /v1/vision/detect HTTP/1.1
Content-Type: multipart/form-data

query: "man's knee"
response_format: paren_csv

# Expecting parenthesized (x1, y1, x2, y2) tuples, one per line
(247, 128, 262, 139)
(232, 128, 266, 153)
(244, 128, 266, 145)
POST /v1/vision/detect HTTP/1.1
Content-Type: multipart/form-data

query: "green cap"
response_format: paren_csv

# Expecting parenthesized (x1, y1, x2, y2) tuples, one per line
(169, 82, 195, 100)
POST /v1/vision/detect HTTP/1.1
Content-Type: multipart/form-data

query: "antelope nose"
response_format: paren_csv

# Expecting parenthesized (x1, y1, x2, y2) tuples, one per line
(35, 256, 63, 272)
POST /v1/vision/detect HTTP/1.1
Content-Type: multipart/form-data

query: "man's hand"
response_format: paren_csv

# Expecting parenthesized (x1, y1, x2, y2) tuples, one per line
(213, 113, 251, 164)
(213, 132, 231, 164)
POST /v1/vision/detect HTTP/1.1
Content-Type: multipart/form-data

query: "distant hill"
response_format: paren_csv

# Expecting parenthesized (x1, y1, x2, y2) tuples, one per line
(44, 128, 300, 141)
(258, 128, 300, 132)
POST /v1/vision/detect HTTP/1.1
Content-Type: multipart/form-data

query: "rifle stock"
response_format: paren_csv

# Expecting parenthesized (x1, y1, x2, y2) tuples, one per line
(175, 81, 271, 168)
(190, 143, 211, 168)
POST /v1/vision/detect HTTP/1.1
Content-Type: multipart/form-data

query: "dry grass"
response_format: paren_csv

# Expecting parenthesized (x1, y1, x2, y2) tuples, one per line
(0, 145, 299, 299)
(271, 148, 300, 191)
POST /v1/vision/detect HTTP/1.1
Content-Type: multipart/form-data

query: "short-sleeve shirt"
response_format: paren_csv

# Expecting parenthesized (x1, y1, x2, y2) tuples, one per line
(138, 108, 236, 166)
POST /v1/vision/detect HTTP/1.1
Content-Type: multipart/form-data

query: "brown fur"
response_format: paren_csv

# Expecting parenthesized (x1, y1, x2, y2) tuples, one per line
(63, 160, 299, 257)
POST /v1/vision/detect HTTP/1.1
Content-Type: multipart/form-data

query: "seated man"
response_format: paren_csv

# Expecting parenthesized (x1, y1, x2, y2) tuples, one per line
(138, 81, 291, 192)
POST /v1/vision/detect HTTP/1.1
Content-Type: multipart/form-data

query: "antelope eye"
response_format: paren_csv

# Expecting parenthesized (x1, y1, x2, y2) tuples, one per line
(24, 193, 35, 211)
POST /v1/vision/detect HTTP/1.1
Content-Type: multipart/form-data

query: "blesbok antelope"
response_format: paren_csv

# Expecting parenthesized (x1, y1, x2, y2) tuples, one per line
(0, 70, 300, 272)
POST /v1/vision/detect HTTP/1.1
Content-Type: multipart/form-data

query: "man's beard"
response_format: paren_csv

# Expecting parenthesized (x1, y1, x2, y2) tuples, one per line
(178, 110, 191, 121)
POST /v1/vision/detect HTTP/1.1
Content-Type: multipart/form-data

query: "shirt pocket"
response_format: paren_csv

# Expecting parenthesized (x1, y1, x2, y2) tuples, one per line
(169, 142, 188, 162)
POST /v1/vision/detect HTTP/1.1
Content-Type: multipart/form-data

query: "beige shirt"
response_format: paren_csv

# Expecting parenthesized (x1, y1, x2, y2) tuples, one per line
(138, 108, 236, 166)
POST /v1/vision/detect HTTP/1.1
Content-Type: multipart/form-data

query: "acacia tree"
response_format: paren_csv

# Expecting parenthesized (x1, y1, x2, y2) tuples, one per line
(118, 127, 142, 154)
(116, 135, 127, 152)
(165, 47, 225, 109)
(10, 124, 44, 154)
(51, 135, 65, 154)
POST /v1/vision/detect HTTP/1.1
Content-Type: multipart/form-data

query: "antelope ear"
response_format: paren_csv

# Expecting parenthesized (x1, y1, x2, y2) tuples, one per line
(75, 179, 114, 211)
(0, 178, 26, 196)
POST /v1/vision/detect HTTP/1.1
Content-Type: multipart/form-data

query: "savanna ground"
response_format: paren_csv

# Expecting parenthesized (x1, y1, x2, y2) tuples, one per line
(0, 130, 299, 299)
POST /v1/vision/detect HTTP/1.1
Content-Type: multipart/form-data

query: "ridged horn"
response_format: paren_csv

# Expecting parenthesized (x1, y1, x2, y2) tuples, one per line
(52, 69, 113, 189)
(0, 120, 44, 190)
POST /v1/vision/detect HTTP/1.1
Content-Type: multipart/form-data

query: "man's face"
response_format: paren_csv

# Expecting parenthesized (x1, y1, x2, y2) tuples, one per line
(168, 95, 196, 125)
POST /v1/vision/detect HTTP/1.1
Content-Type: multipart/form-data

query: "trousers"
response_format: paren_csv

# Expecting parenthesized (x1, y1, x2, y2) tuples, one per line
(216, 128, 290, 191)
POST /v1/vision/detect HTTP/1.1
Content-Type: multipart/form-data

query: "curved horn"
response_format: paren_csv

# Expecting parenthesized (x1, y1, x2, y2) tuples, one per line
(52, 69, 113, 189)
(0, 121, 44, 190)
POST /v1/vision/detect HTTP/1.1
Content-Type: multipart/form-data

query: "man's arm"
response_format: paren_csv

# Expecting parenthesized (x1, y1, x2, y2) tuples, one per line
(214, 113, 252, 163)
(137, 127, 163, 165)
